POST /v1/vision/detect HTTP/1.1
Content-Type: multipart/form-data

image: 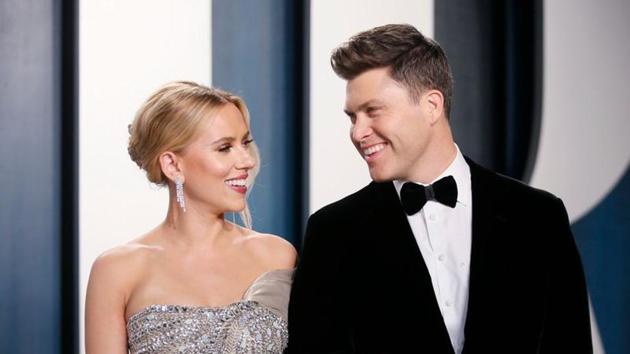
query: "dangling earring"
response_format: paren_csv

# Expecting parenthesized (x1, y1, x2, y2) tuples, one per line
(175, 176, 186, 212)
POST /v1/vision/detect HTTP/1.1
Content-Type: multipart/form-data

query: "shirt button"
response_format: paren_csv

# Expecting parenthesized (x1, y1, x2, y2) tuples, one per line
(428, 214, 436, 221)
(445, 300, 453, 307)
(438, 254, 445, 262)
(459, 262, 466, 268)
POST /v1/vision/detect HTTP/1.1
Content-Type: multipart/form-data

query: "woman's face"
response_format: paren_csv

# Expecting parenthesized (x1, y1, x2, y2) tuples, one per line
(178, 103, 256, 215)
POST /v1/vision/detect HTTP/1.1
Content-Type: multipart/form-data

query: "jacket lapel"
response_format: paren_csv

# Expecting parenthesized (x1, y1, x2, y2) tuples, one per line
(462, 158, 508, 350)
(368, 182, 456, 353)
(372, 182, 429, 281)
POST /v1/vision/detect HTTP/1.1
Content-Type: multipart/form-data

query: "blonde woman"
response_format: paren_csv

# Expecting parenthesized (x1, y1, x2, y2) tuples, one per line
(85, 82, 296, 353)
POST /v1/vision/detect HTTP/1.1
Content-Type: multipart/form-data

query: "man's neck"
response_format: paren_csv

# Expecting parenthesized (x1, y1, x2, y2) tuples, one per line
(408, 140, 457, 184)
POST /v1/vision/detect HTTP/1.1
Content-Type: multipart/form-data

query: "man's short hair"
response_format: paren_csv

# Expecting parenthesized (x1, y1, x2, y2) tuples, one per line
(331, 24, 454, 117)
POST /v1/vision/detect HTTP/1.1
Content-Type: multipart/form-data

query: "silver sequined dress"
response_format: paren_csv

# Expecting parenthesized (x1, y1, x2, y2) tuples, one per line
(126, 269, 293, 354)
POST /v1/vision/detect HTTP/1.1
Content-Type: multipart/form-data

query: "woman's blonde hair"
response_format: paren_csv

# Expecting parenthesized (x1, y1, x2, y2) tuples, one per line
(128, 81, 259, 227)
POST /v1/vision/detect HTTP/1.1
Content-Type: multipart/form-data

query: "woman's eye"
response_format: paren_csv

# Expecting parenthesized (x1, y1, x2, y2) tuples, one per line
(218, 145, 232, 152)
(243, 138, 254, 146)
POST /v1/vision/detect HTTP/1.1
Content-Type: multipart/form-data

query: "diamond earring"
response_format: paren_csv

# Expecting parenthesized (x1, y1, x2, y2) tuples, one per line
(175, 176, 186, 212)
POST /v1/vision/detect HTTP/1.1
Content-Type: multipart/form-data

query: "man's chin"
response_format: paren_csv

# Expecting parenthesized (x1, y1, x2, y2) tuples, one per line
(368, 169, 395, 183)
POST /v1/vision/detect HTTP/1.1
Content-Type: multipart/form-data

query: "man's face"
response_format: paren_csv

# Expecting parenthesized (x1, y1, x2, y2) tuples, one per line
(344, 67, 433, 182)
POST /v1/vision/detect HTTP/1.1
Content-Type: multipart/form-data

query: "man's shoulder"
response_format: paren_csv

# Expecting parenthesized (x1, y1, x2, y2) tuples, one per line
(467, 156, 562, 206)
(309, 182, 382, 222)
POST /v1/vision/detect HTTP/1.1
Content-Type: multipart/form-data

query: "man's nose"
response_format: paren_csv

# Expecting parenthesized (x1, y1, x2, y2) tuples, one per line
(351, 114, 372, 144)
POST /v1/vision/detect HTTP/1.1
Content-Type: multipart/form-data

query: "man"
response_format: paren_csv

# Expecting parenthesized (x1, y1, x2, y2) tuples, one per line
(288, 24, 592, 353)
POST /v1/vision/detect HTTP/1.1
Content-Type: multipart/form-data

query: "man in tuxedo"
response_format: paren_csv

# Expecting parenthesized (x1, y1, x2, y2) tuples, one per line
(288, 24, 592, 353)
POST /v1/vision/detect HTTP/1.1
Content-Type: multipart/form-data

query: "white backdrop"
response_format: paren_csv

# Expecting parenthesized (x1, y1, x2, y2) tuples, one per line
(530, 0, 630, 223)
(79, 0, 211, 352)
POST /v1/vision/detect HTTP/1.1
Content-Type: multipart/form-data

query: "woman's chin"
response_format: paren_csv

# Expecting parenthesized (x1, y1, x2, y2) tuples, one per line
(223, 203, 246, 214)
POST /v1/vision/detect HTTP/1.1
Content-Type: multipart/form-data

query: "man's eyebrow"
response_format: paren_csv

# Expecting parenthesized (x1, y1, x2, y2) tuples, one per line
(345, 99, 385, 116)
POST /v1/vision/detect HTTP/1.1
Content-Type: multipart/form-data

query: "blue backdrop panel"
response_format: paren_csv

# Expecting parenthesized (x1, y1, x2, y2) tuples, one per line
(435, 0, 542, 181)
(573, 166, 630, 354)
(0, 0, 77, 352)
(212, 0, 305, 245)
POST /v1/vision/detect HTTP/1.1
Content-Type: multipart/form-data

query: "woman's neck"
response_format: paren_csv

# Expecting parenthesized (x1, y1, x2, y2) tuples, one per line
(161, 202, 240, 250)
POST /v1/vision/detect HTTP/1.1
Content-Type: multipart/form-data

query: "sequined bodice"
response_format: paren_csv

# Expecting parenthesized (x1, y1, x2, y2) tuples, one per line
(126, 269, 293, 354)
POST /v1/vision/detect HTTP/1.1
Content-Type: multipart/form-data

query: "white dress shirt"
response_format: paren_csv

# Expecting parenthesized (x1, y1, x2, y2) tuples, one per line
(393, 145, 472, 354)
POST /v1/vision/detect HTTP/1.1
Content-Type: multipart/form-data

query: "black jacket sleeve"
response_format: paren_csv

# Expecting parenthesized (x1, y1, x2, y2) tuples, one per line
(287, 212, 354, 354)
(539, 197, 592, 353)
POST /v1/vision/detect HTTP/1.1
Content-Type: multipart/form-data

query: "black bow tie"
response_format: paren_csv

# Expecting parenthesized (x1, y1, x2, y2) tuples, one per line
(400, 175, 458, 215)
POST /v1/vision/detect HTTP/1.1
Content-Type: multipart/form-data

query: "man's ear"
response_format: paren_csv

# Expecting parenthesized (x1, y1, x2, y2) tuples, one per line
(424, 90, 445, 125)
(159, 151, 184, 183)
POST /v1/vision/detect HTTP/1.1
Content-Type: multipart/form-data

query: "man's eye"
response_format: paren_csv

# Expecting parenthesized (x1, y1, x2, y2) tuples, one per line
(366, 107, 381, 116)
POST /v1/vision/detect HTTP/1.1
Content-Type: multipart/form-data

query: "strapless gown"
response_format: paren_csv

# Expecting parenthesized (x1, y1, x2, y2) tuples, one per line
(126, 269, 293, 353)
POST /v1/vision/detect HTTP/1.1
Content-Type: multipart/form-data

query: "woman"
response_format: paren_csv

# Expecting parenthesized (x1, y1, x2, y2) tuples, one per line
(85, 81, 296, 353)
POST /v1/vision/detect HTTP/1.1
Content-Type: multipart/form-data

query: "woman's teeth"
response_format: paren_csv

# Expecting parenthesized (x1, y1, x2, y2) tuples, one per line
(225, 179, 247, 187)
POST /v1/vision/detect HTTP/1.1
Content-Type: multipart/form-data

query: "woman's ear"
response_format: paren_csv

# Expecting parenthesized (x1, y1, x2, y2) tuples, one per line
(159, 151, 184, 182)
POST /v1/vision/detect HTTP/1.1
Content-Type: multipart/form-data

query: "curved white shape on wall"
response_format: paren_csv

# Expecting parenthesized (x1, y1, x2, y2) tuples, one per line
(79, 1, 211, 352)
(530, 0, 630, 224)
(309, 0, 434, 213)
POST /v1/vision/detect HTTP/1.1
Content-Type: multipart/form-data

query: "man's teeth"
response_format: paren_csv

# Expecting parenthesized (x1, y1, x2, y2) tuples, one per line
(225, 179, 247, 187)
(363, 144, 385, 156)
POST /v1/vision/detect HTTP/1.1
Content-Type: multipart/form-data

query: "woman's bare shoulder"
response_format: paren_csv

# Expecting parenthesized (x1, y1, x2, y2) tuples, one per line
(239, 231, 297, 270)
(88, 234, 162, 291)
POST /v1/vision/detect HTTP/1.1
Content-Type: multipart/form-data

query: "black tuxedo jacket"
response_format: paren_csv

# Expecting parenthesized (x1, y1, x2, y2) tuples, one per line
(287, 158, 592, 354)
